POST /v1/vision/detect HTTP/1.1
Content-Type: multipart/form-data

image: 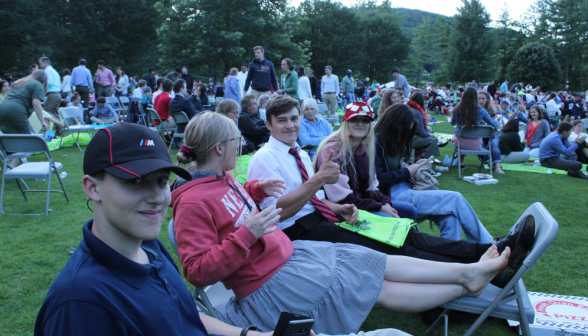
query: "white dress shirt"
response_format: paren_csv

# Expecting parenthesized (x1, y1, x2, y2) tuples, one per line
(247, 136, 324, 230)
(321, 74, 339, 94)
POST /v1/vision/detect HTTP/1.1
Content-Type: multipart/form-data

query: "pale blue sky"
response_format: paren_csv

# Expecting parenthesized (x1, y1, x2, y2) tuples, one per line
(288, 0, 536, 23)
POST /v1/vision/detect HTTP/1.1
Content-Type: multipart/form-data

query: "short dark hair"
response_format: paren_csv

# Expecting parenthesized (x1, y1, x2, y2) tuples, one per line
(162, 79, 173, 92)
(96, 60, 105, 66)
(241, 94, 257, 111)
(79, 59, 87, 65)
(175, 66, 182, 73)
(38, 56, 50, 65)
(96, 97, 106, 104)
(391, 69, 399, 74)
(149, 67, 155, 73)
(241, 64, 247, 68)
(30, 63, 38, 69)
(266, 95, 300, 125)
(325, 65, 332, 71)
(72, 93, 81, 101)
(173, 79, 186, 93)
(182, 65, 188, 70)
(572, 120, 584, 127)
(63, 68, 71, 76)
(138, 79, 147, 87)
(558, 122, 573, 134)
(500, 100, 508, 105)
(501, 119, 520, 133)
(156, 77, 165, 88)
(59, 99, 68, 108)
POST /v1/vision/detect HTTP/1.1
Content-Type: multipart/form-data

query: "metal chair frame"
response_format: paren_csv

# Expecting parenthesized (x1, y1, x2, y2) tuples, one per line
(448, 125, 494, 178)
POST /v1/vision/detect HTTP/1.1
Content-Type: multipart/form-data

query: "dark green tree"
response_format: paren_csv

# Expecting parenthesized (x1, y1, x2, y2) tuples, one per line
(507, 42, 562, 90)
(431, 16, 453, 85)
(446, 0, 493, 83)
(408, 17, 435, 87)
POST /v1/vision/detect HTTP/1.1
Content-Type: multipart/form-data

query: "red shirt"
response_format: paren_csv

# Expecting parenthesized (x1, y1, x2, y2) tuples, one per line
(527, 121, 540, 144)
(153, 92, 172, 124)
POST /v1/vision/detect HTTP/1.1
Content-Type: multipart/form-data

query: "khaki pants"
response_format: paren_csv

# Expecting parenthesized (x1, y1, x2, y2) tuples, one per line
(44, 92, 63, 135)
(251, 89, 270, 100)
(323, 92, 337, 115)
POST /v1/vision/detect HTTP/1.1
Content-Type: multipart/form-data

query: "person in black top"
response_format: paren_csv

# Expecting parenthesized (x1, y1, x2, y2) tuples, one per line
(141, 67, 157, 91)
(169, 79, 196, 135)
(487, 80, 497, 99)
(181, 66, 194, 94)
(499, 119, 531, 163)
(309, 70, 319, 100)
(238, 94, 270, 148)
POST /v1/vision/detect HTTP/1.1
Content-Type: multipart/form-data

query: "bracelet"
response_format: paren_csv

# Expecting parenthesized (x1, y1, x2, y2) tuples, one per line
(240, 325, 261, 336)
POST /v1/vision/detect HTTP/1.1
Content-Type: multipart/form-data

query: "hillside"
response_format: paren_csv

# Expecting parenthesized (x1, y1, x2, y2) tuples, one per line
(394, 7, 449, 37)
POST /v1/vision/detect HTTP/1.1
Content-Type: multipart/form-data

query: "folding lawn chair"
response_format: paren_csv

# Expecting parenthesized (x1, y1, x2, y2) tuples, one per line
(118, 96, 131, 119)
(59, 107, 94, 151)
(169, 111, 189, 152)
(0, 134, 70, 215)
(105, 96, 122, 110)
(317, 102, 339, 127)
(448, 125, 494, 178)
(425, 202, 558, 336)
(167, 219, 234, 318)
(147, 108, 175, 144)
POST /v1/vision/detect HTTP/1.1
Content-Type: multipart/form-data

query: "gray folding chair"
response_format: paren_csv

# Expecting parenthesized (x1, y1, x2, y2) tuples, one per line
(147, 108, 176, 143)
(0, 134, 70, 215)
(317, 102, 339, 127)
(167, 219, 235, 318)
(105, 96, 122, 110)
(425, 202, 558, 336)
(59, 107, 94, 151)
(118, 96, 131, 118)
(170, 111, 190, 152)
(448, 125, 494, 178)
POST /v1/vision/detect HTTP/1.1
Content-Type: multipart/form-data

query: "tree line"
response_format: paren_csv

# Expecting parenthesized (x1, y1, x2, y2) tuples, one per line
(1, 0, 586, 91)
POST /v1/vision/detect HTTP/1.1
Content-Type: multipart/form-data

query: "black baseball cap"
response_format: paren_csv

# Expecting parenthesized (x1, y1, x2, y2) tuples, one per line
(83, 123, 192, 181)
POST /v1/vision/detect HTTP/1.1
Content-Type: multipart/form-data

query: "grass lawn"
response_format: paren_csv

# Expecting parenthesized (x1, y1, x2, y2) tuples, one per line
(1, 121, 587, 335)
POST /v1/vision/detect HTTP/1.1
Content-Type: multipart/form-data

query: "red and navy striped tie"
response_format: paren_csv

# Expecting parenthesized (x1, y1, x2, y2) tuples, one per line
(288, 148, 339, 222)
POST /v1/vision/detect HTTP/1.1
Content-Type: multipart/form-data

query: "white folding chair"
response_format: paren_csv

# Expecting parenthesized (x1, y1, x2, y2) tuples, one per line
(317, 102, 339, 127)
(105, 96, 122, 110)
(448, 125, 494, 178)
(0, 134, 70, 215)
(582, 118, 588, 131)
(169, 111, 190, 152)
(59, 107, 94, 151)
(167, 219, 234, 318)
(118, 96, 131, 118)
(425, 202, 558, 336)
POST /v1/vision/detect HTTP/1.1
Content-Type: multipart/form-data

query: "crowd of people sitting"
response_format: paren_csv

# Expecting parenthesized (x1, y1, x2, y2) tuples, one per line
(2, 46, 586, 335)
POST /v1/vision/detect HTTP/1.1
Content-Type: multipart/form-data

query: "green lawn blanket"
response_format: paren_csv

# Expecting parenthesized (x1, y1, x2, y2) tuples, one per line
(60, 133, 92, 148)
(231, 154, 253, 185)
(500, 163, 588, 175)
(335, 210, 415, 248)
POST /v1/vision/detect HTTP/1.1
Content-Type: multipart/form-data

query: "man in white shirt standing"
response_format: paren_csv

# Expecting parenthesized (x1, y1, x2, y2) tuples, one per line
(38, 56, 63, 134)
(321, 66, 339, 116)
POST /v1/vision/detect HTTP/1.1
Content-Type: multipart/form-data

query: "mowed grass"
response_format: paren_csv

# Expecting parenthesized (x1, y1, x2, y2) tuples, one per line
(1, 121, 587, 335)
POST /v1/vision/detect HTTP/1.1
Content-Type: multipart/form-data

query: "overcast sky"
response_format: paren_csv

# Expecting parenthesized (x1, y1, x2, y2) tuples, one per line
(288, 0, 537, 22)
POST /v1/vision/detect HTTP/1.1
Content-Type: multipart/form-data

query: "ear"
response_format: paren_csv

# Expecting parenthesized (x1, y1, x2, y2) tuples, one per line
(82, 175, 102, 202)
(214, 142, 224, 156)
(265, 119, 272, 132)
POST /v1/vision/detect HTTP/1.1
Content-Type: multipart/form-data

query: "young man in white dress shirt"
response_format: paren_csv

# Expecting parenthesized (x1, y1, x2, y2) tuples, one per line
(247, 95, 532, 269)
(321, 66, 339, 116)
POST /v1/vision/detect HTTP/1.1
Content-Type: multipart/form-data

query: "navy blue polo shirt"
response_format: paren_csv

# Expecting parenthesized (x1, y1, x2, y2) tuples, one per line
(34, 219, 209, 336)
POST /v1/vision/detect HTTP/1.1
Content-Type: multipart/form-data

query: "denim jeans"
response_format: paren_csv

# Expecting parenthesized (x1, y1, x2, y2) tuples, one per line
(524, 146, 540, 158)
(370, 200, 417, 220)
(483, 136, 501, 164)
(389, 181, 493, 243)
(345, 92, 355, 104)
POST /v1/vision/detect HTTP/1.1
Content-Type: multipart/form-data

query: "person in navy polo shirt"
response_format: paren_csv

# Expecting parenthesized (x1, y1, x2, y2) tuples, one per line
(34, 123, 271, 336)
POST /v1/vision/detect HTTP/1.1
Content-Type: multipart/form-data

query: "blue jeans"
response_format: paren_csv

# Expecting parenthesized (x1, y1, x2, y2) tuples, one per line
(345, 92, 355, 104)
(370, 200, 417, 220)
(483, 136, 501, 164)
(389, 181, 493, 243)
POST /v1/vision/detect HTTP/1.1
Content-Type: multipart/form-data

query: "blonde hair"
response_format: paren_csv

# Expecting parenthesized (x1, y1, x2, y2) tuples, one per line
(478, 91, 497, 117)
(379, 89, 398, 119)
(314, 118, 376, 196)
(230, 68, 238, 76)
(216, 99, 239, 117)
(300, 98, 319, 117)
(176, 112, 241, 169)
(11, 70, 47, 92)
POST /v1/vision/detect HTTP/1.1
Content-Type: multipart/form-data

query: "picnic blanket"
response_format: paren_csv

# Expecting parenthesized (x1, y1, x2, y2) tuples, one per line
(91, 123, 116, 129)
(231, 154, 253, 185)
(500, 162, 588, 175)
(434, 132, 453, 143)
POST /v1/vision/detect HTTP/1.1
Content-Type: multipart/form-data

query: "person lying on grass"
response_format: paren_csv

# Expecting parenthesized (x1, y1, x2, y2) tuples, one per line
(169, 111, 526, 336)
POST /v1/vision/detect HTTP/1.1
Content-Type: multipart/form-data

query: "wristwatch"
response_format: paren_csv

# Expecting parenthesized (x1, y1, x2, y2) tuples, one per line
(240, 325, 261, 336)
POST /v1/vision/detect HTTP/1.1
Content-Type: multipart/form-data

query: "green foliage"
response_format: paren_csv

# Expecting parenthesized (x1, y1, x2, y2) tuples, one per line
(507, 42, 562, 90)
(446, 0, 494, 83)
(292, 0, 409, 83)
(408, 17, 435, 86)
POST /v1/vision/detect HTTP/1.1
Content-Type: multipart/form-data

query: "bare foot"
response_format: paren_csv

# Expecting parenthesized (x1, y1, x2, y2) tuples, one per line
(479, 245, 499, 262)
(464, 247, 510, 294)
